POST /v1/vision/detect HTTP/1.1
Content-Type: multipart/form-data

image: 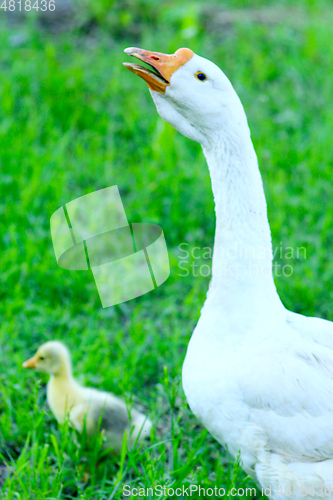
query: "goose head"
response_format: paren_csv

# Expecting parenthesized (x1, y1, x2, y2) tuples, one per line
(23, 341, 71, 377)
(123, 47, 249, 148)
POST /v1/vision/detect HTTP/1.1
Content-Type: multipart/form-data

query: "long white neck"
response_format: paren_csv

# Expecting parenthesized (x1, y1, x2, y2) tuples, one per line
(201, 120, 282, 313)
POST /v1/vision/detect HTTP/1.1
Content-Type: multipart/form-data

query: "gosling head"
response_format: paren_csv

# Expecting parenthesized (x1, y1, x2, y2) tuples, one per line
(23, 341, 71, 377)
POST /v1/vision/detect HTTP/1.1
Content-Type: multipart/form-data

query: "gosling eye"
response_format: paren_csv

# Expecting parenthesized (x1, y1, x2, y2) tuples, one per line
(195, 72, 207, 82)
(39, 356, 45, 361)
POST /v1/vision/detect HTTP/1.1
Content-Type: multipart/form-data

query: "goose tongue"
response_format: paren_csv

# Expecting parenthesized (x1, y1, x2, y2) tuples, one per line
(123, 47, 194, 93)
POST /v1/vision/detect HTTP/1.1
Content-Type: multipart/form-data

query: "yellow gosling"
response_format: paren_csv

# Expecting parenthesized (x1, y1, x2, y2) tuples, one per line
(23, 341, 151, 454)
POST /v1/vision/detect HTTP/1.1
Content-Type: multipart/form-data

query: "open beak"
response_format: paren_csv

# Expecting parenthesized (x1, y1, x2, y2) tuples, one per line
(23, 356, 37, 369)
(123, 47, 193, 94)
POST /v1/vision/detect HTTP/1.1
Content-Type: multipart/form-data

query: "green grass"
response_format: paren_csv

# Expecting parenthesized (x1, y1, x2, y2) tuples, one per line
(1, 0, 333, 498)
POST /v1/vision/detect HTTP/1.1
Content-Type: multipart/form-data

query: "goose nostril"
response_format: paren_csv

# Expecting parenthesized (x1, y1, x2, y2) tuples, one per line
(151, 56, 159, 60)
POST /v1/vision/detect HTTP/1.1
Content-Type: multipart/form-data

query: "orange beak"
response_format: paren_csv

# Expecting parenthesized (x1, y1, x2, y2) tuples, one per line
(123, 47, 194, 93)
(22, 356, 37, 369)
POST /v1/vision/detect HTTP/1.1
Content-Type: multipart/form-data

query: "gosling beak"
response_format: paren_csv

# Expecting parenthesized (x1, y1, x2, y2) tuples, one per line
(23, 356, 37, 369)
(123, 47, 194, 94)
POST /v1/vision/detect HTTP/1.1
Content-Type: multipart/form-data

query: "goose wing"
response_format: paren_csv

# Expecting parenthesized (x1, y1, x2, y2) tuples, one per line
(240, 316, 333, 462)
(287, 310, 333, 350)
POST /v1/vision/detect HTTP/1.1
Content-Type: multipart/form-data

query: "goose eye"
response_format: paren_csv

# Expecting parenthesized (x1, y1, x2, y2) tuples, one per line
(39, 356, 45, 361)
(195, 72, 207, 81)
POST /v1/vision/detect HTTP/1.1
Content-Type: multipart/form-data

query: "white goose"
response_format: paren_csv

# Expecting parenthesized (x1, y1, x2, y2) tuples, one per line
(124, 47, 333, 497)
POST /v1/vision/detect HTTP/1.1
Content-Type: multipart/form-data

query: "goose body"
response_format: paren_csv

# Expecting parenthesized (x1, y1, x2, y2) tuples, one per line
(23, 341, 151, 453)
(124, 47, 333, 496)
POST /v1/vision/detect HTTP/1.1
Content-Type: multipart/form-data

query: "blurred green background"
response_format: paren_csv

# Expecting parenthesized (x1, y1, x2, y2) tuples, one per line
(1, 0, 333, 497)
